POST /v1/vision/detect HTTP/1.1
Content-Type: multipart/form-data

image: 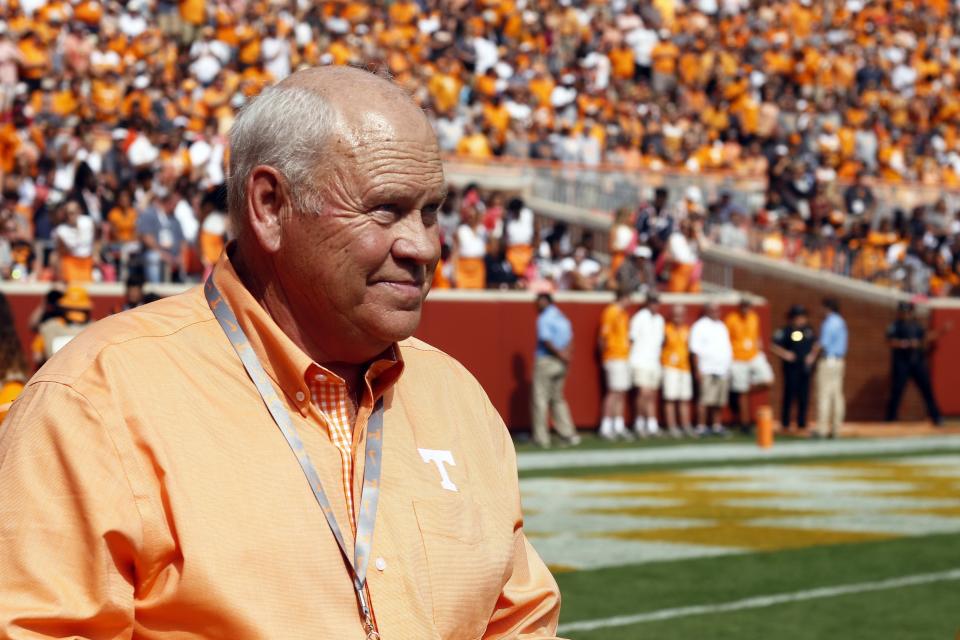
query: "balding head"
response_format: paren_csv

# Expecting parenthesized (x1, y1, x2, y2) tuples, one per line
(227, 67, 433, 239)
(228, 66, 446, 365)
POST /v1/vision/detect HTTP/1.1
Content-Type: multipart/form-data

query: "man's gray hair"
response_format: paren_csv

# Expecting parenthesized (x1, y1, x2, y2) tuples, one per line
(227, 85, 337, 234)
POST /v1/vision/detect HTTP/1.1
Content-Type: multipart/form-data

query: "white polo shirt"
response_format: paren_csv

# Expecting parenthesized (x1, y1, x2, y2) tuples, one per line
(628, 308, 665, 369)
(689, 316, 733, 376)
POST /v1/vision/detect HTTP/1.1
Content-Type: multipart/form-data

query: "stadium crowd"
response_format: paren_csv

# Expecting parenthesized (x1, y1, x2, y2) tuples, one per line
(1, 0, 960, 295)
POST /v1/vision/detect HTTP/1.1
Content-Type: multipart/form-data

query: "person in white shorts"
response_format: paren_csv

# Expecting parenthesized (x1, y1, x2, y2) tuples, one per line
(689, 302, 733, 436)
(725, 298, 775, 433)
(628, 292, 664, 437)
(598, 288, 634, 440)
(661, 305, 694, 437)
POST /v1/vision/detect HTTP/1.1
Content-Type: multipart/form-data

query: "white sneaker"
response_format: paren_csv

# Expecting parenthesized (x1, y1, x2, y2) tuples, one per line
(616, 427, 636, 441)
(669, 426, 683, 439)
(633, 420, 648, 438)
(647, 421, 661, 437)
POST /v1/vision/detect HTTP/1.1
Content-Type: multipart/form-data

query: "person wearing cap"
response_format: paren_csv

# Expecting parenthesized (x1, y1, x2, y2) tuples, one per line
(598, 286, 634, 440)
(628, 292, 664, 436)
(689, 301, 733, 436)
(0, 68, 561, 639)
(808, 298, 848, 438)
(531, 289, 580, 448)
(35, 284, 93, 367)
(615, 244, 657, 296)
(725, 298, 774, 433)
(771, 305, 818, 432)
(884, 301, 950, 425)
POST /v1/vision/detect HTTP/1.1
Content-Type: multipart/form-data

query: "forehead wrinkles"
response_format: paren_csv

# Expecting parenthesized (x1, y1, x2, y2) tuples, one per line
(346, 140, 445, 196)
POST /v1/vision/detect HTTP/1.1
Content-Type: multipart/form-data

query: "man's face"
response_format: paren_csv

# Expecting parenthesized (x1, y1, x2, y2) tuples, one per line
(276, 109, 445, 362)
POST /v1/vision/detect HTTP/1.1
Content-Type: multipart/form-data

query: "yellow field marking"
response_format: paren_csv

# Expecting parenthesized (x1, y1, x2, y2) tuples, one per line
(593, 524, 895, 550)
(807, 461, 960, 500)
(547, 564, 577, 574)
(893, 506, 960, 518)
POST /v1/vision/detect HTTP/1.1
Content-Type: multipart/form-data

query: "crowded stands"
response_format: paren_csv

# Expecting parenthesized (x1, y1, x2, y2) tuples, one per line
(0, 0, 960, 295)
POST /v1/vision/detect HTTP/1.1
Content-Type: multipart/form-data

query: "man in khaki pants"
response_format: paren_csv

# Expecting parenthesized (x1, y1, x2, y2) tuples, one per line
(811, 298, 848, 438)
(531, 290, 581, 448)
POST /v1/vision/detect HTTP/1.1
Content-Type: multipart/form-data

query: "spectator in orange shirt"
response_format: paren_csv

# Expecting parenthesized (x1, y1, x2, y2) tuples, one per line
(598, 287, 633, 440)
(661, 304, 694, 438)
(725, 298, 774, 433)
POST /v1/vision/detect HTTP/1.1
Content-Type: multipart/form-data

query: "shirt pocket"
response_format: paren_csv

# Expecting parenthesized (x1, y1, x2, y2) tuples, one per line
(413, 495, 502, 639)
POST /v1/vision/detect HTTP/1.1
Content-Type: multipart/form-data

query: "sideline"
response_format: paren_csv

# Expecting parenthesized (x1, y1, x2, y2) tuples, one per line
(558, 568, 960, 634)
(517, 435, 960, 471)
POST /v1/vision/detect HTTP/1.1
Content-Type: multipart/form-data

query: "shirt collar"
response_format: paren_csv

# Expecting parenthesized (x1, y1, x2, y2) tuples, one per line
(210, 249, 404, 415)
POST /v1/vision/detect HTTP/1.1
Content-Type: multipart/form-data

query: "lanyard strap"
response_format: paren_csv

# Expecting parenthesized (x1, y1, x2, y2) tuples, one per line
(205, 277, 384, 639)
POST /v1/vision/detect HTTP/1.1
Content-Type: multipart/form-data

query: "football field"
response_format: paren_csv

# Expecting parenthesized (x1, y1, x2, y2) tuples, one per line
(516, 435, 960, 639)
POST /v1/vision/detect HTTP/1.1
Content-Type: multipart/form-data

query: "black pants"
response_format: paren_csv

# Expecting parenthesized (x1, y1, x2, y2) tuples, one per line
(885, 359, 942, 423)
(781, 365, 811, 429)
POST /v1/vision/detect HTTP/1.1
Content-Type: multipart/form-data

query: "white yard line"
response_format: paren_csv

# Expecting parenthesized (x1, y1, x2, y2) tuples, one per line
(518, 435, 960, 471)
(558, 568, 960, 634)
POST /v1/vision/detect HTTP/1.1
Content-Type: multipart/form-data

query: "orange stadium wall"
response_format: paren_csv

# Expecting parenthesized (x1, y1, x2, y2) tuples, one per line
(4, 290, 769, 433)
(928, 307, 960, 417)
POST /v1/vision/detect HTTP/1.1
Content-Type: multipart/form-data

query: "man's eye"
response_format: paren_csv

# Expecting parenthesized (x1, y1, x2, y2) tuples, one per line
(422, 205, 440, 225)
(374, 204, 400, 216)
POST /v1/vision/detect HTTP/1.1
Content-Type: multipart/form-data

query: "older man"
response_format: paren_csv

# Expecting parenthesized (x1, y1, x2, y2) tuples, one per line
(0, 68, 561, 639)
(689, 301, 733, 436)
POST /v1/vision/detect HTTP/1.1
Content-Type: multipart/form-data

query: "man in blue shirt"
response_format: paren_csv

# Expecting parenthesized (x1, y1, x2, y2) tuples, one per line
(531, 291, 581, 448)
(810, 297, 848, 438)
(137, 190, 188, 283)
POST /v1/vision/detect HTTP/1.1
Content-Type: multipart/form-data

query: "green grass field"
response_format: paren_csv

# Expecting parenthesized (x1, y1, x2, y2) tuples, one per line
(516, 435, 960, 639)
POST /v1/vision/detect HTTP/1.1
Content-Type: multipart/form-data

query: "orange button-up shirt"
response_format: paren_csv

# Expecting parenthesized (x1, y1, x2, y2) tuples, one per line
(0, 253, 562, 639)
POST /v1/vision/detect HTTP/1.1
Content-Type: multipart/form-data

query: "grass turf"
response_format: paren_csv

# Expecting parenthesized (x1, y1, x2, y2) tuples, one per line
(555, 530, 960, 639)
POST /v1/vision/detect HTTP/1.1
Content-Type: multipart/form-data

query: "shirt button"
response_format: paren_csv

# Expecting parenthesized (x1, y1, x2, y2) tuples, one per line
(314, 373, 326, 382)
(295, 391, 306, 402)
(375, 557, 386, 572)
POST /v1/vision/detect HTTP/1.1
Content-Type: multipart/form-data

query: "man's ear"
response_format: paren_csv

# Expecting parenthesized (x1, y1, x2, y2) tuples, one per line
(246, 165, 290, 254)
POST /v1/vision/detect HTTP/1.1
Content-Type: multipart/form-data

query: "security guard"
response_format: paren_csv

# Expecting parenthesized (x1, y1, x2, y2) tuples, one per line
(885, 301, 949, 425)
(771, 304, 817, 432)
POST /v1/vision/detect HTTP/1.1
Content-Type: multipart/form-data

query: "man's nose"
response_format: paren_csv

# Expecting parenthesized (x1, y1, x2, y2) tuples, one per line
(392, 211, 440, 265)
